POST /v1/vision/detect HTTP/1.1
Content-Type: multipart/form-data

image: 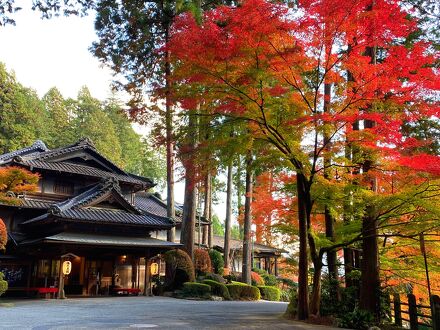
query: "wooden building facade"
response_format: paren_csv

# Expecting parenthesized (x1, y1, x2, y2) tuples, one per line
(0, 139, 181, 297)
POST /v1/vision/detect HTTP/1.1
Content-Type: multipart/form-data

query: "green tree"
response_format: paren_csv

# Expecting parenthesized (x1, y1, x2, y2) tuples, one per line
(0, 63, 46, 153)
(43, 87, 74, 148)
(211, 214, 224, 236)
(72, 87, 123, 165)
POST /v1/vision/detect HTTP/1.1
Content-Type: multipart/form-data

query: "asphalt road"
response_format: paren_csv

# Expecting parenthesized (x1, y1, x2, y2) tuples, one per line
(0, 296, 340, 329)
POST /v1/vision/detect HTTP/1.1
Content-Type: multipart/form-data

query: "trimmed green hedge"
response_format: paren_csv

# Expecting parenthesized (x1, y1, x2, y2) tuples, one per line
(258, 286, 281, 301)
(0, 272, 8, 297)
(226, 283, 260, 300)
(202, 280, 231, 300)
(182, 282, 211, 298)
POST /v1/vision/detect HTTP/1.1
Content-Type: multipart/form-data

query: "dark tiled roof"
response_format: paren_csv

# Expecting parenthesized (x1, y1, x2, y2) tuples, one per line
(16, 199, 53, 209)
(52, 178, 142, 215)
(21, 138, 127, 176)
(14, 159, 153, 187)
(0, 198, 53, 209)
(135, 193, 179, 220)
(22, 207, 173, 228)
(0, 140, 48, 163)
(22, 180, 174, 229)
(134, 193, 209, 225)
(0, 139, 155, 189)
(20, 232, 182, 248)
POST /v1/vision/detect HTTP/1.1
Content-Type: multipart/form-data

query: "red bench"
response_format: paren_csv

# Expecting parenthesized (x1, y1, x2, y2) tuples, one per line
(111, 288, 141, 296)
(25, 287, 59, 298)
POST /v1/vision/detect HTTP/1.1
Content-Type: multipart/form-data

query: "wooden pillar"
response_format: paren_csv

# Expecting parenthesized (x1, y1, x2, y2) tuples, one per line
(143, 257, 152, 296)
(131, 257, 138, 289)
(58, 258, 65, 299)
(393, 294, 402, 327)
(274, 257, 279, 276)
(408, 294, 418, 330)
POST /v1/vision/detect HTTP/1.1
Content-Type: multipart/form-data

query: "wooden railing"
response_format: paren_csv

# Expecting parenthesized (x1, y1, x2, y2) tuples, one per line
(391, 294, 440, 330)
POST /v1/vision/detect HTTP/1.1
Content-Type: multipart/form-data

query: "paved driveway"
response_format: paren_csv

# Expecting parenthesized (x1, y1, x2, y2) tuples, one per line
(0, 296, 339, 329)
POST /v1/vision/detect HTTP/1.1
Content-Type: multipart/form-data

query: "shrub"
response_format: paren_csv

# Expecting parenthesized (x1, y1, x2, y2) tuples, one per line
(258, 286, 281, 301)
(0, 272, 7, 297)
(284, 289, 298, 319)
(194, 249, 212, 276)
(205, 273, 226, 284)
(278, 277, 297, 289)
(241, 285, 261, 301)
(252, 268, 277, 286)
(163, 249, 195, 289)
(202, 279, 231, 300)
(226, 283, 260, 300)
(337, 308, 374, 330)
(209, 249, 224, 275)
(280, 288, 296, 302)
(182, 282, 211, 299)
(251, 271, 265, 286)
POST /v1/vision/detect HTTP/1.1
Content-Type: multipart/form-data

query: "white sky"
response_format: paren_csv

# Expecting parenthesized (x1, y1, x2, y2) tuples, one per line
(0, 8, 115, 100)
(0, 7, 228, 221)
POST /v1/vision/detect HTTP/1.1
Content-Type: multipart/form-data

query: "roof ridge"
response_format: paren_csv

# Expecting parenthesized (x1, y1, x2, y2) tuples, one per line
(0, 140, 49, 163)
(50, 179, 116, 214)
(49, 178, 144, 216)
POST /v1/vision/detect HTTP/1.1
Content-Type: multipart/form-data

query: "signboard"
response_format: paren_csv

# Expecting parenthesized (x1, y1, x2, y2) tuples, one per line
(62, 261, 72, 275)
(150, 262, 159, 275)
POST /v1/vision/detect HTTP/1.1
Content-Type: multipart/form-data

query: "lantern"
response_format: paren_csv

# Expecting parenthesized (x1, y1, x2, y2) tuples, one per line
(62, 261, 72, 275)
(150, 262, 159, 275)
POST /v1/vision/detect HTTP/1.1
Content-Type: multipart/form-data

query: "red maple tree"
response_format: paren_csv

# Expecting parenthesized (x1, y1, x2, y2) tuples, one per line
(168, 0, 439, 318)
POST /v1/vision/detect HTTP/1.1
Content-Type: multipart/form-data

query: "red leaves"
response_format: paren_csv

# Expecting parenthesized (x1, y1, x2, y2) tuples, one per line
(399, 154, 440, 176)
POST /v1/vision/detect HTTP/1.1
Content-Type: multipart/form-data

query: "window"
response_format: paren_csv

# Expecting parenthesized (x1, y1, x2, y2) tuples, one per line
(53, 181, 74, 195)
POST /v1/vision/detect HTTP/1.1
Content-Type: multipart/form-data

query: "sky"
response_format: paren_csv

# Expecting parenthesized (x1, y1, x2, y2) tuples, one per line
(0, 7, 227, 220)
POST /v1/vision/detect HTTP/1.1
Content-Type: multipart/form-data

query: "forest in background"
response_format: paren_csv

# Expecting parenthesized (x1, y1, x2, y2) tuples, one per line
(0, 63, 166, 188)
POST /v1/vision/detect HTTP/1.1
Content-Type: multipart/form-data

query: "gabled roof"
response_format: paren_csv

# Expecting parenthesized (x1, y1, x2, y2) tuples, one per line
(0, 140, 48, 164)
(11, 158, 153, 187)
(52, 178, 142, 214)
(0, 139, 154, 188)
(19, 138, 127, 175)
(21, 179, 173, 229)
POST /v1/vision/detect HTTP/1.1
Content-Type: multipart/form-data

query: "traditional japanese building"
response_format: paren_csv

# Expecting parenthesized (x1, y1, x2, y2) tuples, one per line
(0, 138, 181, 297)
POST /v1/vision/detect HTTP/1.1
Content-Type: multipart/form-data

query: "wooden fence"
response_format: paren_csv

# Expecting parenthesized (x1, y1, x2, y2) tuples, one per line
(391, 294, 440, 330)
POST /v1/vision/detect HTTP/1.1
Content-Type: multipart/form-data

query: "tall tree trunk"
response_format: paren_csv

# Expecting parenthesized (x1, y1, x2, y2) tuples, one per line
(359, 40, 381, 321)
(180, 109, 198, 260)
(242, 153, 253, 285)
(223, 162, 233, 274)
(344, 53, 357, 288)
(359, 121, 380, 321)
(235, 156, 243, 236)
(202, 171, 211, 246)
(164, 24, 175, 243)
(296, 172, 310, 320)
(309, 256, 323, 315)
(208, 185, 213, 249)
(323, 81, 339, 301)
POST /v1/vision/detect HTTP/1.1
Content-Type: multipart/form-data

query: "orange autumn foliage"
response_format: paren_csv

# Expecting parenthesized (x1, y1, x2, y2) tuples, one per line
(0, 218, 6, 251)
(0, 166, 39, 205)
